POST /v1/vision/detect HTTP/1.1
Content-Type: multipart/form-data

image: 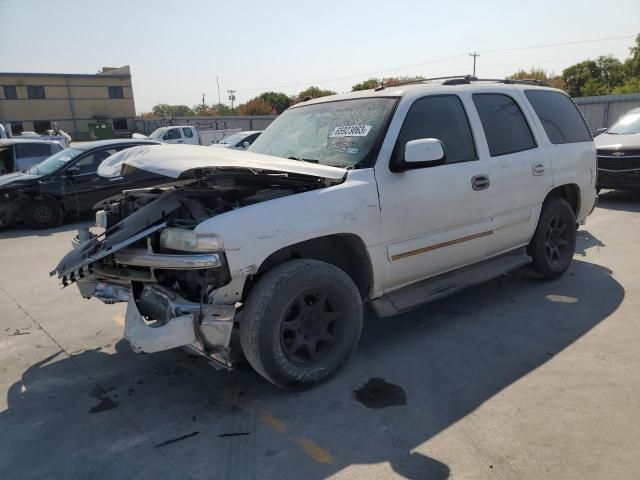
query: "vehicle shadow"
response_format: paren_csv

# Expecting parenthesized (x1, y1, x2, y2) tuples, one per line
(0, 217, 92, 240)
(596, 189, 640, 212)
(575, 229, 605, 256)
(0, 259, 623, 480)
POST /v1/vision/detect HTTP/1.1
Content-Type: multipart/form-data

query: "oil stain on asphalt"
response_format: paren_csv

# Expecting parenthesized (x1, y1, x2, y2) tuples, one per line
(354, 378, 407, 409)
(88, 384, 119, 413)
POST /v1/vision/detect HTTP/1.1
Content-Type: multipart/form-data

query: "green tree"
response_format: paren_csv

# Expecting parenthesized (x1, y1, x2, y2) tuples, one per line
(508, 67, 566, 91)
(236, 98, 276, 115)
(295, 86, 336, 103)
(612, 77, 640, 94)
(595, 55, 625, 91)
(258, 91, 292, 114)
(151, 104, 194, 117)
(352, 78, 381, 91)
(562, 60, 602, 97)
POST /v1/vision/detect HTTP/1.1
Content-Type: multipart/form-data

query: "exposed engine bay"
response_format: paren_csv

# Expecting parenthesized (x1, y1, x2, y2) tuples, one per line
(51, 168, 339, 368)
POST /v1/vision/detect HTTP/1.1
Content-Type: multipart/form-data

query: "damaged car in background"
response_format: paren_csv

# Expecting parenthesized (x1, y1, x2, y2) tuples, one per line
(53, 80, 597, 388)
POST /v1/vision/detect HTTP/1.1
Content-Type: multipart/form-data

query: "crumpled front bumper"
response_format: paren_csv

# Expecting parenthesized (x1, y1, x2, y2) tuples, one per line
(124, 291, 198, 353)
(88, 281, 236, 368)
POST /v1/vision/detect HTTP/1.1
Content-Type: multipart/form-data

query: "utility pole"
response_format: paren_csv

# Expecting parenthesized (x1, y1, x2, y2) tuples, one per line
(202, 93, 206, 108)
(217, 77, 221, 104)
(469, 51, 480, 76)
(227, 89, 236, 113)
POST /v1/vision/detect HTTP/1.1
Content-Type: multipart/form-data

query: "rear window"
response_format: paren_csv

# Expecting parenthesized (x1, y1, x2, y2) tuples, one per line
(472, 94, 536, 156)
(524, 90, 592, 144)
(14, 143, 53, 159)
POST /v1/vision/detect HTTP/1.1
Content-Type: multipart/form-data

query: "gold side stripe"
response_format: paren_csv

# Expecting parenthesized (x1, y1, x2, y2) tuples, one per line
(390, 230, 493, 261)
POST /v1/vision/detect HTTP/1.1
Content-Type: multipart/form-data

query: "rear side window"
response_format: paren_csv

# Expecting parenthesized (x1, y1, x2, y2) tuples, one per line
(51, 143, 63, 154)
(15, 143, 52, 159)
(473, 94, 536, 156)
(394, 95, 476, 164)
(524, 90, 592, 144)
(182, 127, 194, 138)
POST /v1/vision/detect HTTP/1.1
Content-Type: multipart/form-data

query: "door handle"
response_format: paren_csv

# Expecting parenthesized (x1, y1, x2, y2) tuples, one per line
(471, 174, 490, 191)
(532, 163, 546, 176)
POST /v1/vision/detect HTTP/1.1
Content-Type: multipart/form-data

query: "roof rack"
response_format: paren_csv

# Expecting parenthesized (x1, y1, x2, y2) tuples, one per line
(374, 75, 550, 90)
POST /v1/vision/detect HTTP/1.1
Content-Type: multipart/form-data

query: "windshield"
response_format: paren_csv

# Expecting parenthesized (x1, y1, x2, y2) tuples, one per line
(249, 98, 397, 167)
(26, 148, 83, 175)
(608, 111, 640, 135)
(149, 127, 167, 139)
(220, 132, 249, 145)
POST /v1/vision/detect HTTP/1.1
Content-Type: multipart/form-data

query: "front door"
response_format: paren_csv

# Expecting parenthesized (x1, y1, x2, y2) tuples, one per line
(376, 94, 494, 291)
(162, 128, 184, 144)
(62, 147, 124, 214)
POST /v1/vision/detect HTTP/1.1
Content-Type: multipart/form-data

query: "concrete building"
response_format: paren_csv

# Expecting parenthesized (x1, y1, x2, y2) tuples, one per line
(0, 66, 136, 140)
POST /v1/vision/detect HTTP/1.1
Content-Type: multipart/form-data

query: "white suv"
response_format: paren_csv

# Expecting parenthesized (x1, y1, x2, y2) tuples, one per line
(54, 77, 597, 388)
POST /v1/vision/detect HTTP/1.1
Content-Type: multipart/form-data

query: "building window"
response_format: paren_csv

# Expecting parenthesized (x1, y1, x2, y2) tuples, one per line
(113, 118, 128, 130)
(10, 122, 24, 135)
(33, 120, 52, 133)
(3, 86, 17, 100)
(108, 86, 124, 99)
(27, 86, 46, 99)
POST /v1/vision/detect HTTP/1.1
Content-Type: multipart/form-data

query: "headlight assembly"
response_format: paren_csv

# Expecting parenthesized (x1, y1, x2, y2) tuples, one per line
(160, 228, 223, 252)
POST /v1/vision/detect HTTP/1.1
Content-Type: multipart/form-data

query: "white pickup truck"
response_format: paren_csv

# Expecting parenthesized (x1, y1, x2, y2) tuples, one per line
(54, 77, 597, 388)
(147, 125, 241, 146)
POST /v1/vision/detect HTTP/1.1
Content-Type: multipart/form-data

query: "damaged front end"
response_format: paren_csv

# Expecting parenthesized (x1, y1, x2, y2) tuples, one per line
(52, 167, 339, 369)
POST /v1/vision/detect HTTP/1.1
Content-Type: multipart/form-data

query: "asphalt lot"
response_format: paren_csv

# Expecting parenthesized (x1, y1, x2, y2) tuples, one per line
(1, 191, 639, 480)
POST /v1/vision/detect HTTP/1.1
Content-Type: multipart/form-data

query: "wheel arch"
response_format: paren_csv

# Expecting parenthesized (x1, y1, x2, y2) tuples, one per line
(246, 233, 374, 301)
(544, 183, 580, 216)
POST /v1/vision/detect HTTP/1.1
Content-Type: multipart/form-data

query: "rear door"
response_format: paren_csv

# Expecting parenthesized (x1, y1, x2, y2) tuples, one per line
(181, 127, 198, 145)
(62, 147, 123, 214)
(470, 91, 553, 256)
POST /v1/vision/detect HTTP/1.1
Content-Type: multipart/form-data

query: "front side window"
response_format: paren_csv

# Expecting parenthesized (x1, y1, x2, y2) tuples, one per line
(163, 128, 181, 140)
(73, 148, 119, 174)
(108, 86, 124, 99)
(27, 86, 46, 99)
(249, 97, 397, 167)
(393, 95, 476, 164)
(524, 90, 592, 144)
(3, 86, 17, 100)
(15, 143, 52, 159)
(11, 121, 24, 135)
(182, 127, 194, 138)
(473, 93, 536, 156)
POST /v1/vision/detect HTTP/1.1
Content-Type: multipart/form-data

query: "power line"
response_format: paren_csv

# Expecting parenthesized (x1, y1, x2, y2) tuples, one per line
(235, 34, 635, 94)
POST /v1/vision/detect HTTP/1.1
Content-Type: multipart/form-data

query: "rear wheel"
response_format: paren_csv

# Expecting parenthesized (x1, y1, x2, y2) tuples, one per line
(239, 259, 363, 388)
(527, 198, 576, 280)
(24, 198, 64, 229)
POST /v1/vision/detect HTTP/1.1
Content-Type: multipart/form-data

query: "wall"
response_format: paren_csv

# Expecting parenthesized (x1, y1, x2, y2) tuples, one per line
(134, 115, 278, 135)
(574, 93, 640, 131)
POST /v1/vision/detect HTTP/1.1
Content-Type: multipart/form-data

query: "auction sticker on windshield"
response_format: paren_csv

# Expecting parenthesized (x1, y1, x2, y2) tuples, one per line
(329, 125, 372, 137)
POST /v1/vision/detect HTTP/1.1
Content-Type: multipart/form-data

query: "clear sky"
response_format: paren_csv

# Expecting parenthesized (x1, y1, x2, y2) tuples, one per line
(1, 0, 638, 113)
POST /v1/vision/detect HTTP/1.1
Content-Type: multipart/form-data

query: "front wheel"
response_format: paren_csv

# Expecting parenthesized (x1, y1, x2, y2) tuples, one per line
(239, 259, 363, 388)
(527, 198, 576, 280)
(24, 198, 64, 229)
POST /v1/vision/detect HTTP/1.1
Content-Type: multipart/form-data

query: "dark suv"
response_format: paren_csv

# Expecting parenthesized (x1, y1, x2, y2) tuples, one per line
(0, 139, 162, 228)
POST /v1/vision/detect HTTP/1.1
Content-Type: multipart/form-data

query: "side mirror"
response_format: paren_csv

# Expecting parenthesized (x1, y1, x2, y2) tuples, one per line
(242, 141, 250, 149)
(64, 166, 80, 176)
(595, 127, 608, 136)
(401, 138, 446, 170)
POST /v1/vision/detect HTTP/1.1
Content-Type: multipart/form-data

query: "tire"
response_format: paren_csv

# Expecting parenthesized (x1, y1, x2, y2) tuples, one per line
(527, 198, 576, 280)
(24, 198, 64, 229)
(239, 259, 363, 388)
